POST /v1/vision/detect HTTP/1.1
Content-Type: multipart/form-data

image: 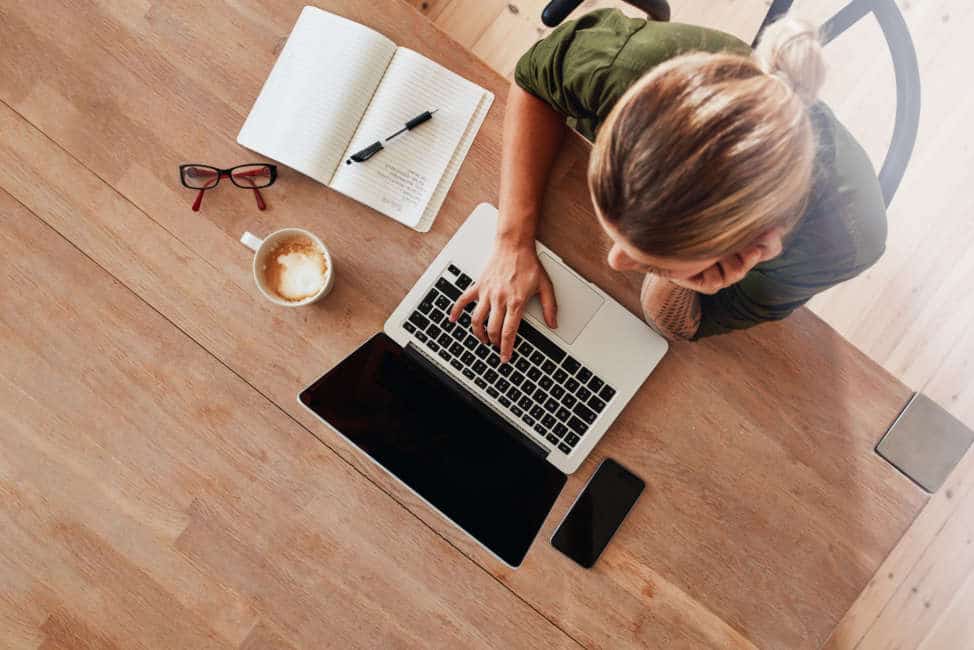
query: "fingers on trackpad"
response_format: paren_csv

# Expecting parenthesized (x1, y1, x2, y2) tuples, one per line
(524, 252, 604, 345)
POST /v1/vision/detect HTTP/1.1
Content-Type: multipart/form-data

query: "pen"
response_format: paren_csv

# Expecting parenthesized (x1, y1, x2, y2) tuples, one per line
(345, 109, 438, 164)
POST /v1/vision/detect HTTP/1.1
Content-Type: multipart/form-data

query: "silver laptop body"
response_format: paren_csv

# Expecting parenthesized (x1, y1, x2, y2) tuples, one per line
(385, 203, 667, 474)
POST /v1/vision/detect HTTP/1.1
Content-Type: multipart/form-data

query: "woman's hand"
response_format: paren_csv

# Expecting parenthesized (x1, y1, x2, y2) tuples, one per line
(671, 228, 784, 295)
(449, 241, 558, 363)
(448, 83, 565, 361)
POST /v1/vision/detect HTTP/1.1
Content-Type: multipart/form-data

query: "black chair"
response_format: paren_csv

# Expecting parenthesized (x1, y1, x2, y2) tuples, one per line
(540, 0, 920, 206)
(542, 0, 670, 25)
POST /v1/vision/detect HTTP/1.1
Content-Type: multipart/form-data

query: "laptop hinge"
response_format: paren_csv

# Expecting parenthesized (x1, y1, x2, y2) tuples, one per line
(403, 342, 550, 460)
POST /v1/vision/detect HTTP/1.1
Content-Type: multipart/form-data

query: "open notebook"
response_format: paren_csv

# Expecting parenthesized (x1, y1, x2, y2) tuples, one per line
(238, 7, 494, 232)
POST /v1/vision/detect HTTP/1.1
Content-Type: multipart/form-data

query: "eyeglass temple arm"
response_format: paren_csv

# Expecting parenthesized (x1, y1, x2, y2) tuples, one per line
(190, 175, 219, 212)
(236, 174, 267, 210)
(252, 187, 266, 210)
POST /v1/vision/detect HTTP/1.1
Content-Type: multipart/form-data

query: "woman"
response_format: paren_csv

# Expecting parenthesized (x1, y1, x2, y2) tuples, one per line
(449, 10, 886, 363)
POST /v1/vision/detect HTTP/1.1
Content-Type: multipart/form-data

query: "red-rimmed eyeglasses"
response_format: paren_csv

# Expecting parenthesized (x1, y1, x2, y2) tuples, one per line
(179, 163, 278, 211)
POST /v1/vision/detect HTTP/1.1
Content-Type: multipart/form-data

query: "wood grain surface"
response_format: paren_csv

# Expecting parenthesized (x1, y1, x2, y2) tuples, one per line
(0, 1, 928, 647)
(0, 191, 576, 649)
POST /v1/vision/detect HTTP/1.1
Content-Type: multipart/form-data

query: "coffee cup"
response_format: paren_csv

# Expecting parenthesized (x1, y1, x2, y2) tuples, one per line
(240, 228, 334, 306)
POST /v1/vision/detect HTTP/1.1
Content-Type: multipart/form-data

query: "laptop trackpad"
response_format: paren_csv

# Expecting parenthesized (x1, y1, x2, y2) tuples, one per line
(525, 252, 604, 345)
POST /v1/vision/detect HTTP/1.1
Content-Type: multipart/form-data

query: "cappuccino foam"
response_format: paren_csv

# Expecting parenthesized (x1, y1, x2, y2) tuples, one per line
(262, 236, 328, 302)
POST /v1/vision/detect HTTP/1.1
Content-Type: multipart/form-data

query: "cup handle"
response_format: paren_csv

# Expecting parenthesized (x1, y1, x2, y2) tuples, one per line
(240, 231, 263, 252)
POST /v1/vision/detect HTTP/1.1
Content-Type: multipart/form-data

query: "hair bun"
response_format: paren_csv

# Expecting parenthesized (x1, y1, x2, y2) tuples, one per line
(753, 16, 826, 104)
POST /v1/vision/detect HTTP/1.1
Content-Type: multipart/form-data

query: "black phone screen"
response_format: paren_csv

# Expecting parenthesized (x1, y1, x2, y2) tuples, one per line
(551, 458, 644, 568)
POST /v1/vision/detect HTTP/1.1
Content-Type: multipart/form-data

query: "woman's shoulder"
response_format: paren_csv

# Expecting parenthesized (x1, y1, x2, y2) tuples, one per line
(515, 9, 751, 135)
(617, 19, 751, 72)
(764, 104, 888, 284)
(542, 9, 750, 72)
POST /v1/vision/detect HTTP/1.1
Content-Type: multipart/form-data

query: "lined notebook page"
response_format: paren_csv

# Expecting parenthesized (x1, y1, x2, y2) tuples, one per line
(237, 7, 396, 184)
(329, 48, 485, 228)
(414, 90, 493, 232)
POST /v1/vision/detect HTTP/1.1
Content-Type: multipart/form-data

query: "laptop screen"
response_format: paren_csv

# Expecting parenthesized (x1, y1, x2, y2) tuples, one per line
(299, 333, 566, 567)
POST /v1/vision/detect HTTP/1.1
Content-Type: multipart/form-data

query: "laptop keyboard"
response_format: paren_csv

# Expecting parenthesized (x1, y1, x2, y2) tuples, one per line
(402, 264, 617, 455)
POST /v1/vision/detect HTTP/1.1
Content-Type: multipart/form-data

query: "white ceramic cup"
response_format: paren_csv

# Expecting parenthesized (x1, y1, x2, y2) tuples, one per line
(240, 228, 334, 306)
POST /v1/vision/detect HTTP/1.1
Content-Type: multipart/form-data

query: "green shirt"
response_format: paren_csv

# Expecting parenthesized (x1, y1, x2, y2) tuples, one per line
(514, 9, 887, 338)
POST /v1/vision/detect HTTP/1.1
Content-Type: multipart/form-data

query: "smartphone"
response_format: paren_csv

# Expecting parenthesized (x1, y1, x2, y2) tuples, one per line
(551, 458, 645, 568)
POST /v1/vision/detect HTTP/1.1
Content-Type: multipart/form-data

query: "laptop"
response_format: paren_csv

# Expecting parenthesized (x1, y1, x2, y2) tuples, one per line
(299, 203, 667, 566)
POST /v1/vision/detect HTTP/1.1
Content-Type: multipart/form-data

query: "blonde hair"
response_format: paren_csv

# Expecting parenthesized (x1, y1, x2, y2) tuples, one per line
(589, 16, 826, 260)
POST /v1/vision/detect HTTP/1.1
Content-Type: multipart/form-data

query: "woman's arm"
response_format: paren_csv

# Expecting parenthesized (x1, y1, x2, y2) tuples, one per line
(495, 84, 566, 246)
(643, 230, 786, 340)
(640, 275, 702, 340)
(450, 83, 567, 362)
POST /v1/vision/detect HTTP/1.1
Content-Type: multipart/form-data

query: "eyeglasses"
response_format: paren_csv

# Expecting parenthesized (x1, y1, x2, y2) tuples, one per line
(179, 163, 278, 211)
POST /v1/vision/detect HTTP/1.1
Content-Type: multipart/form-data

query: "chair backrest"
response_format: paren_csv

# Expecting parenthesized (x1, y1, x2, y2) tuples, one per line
(754, 0, 920, 206)
(542, 0, 669, 27)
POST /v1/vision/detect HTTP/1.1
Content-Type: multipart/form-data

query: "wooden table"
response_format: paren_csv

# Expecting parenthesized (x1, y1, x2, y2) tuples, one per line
(0, 1, 927, 647)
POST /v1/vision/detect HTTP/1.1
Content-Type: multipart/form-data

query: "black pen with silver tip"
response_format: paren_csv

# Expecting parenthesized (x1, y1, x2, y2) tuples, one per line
(345, 109, 439, 164)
